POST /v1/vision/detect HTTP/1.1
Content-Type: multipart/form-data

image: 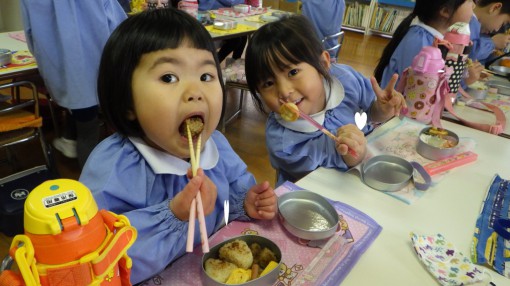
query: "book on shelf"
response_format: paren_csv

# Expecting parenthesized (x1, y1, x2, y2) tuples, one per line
(370, 4, 411, 33)
(391, 8, 412, 33)
(343, 1, 370, 29)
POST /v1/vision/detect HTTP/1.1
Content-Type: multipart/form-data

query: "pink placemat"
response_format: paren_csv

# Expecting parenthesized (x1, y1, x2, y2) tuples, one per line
(361, 117, 476, 204)
(139, 182, 381, 286)
(8, 31, 26, 42)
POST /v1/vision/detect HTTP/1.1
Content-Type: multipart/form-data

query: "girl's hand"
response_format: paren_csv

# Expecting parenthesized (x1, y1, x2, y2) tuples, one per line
(465, 61, 484, 86)
(369, 74, 407, 122)
(169, 168, 217, 221)
(335, 124, 366, 166)
(244, 181, 277, 220)
(492, 33, 510, 50)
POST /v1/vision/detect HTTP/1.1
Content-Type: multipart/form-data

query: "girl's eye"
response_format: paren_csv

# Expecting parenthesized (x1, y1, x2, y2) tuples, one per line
(261, 79, 274, 88)
(161, 74, 177, 83)
(288, 69, 299, 77)
(200, 73, 214, 82)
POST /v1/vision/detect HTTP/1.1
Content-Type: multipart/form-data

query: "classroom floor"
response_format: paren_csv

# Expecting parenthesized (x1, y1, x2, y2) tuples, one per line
(0, 31, 390, 266)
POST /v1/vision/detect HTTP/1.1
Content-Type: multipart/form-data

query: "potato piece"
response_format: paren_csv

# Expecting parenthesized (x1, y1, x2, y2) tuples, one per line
(256, 247, 278, 269)
(279, 102, 299, 121)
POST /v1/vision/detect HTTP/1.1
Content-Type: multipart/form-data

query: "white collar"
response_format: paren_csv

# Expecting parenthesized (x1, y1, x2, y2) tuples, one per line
(129, 136, 219, 175)
(275, 77, 345, 132)
(410, 18, 444, 39)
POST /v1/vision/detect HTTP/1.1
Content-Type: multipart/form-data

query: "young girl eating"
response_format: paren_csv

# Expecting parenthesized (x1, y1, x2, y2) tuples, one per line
(79, 8, 277, 284)
(244, 15, 406, 186)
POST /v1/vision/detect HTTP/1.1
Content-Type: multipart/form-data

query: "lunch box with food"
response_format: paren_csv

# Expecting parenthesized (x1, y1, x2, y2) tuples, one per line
(202, 235, 281, 286)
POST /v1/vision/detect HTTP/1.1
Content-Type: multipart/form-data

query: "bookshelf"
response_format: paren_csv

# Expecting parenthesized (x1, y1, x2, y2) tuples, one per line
(343, 0, 415, 38)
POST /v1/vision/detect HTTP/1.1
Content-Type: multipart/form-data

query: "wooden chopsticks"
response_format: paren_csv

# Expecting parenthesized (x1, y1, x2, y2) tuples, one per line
(185, 123, 209, 253)
(482, 69, 497, 75)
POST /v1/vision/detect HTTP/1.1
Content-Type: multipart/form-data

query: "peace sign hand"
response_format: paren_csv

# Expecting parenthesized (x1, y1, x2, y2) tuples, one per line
(369, 74, 407, 122)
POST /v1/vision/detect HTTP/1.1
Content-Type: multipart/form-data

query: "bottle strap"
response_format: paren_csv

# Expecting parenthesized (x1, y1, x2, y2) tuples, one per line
(443, 88, 506, 135)
(91, 211, 137, 280)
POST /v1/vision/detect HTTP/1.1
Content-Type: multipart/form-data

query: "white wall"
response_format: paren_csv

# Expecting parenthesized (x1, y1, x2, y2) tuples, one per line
(0, 0, 23, 32)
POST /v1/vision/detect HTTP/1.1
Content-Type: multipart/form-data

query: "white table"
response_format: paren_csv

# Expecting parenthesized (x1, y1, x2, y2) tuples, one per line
(295, 118, 510, 285)
(443, 76, 510, 139)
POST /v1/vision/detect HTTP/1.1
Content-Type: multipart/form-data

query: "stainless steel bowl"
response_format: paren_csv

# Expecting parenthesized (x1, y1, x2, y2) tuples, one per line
(260, 14, 279, 22)
(467, 87, 487, 99)
(278, 190, 339, 241)
(202, 235, 281, 286)
(361, 155, 413, 192)
(487, 80, 510, 96)
(213, 19, 238, 30)
(416, 127, 459, 161)
(489, 65, 510, 76)
(0, 49, 12, 66)
(233, 4, 250, 13)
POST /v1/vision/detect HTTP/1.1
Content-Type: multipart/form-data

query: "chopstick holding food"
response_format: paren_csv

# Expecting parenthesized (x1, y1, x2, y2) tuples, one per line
(186, 120, 209, 253)
(279, 100, 358, 158)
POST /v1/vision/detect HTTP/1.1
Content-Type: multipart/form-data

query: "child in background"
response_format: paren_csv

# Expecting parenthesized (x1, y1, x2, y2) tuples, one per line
(244, 15, 406, 186)
(198, 0, 248, 63)
(374, 0, 477, 87)
(79, 8, 277, 284)
(301, 0, 346, 62)
(469, 0, 510, 63)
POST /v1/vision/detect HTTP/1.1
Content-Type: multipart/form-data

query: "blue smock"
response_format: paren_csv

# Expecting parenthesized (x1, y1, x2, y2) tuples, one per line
(267, 64, 375, 186)
(380, 19, 443, 87)
(301, 0, 345, 56)
(79, 131, 254, 284)
(469, 15, 495, 64)
(198, 0, 246, 10)
(19, 0, 127, 109)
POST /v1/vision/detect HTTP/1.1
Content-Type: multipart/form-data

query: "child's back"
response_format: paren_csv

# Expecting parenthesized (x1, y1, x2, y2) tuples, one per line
(374, 0, 475, 87)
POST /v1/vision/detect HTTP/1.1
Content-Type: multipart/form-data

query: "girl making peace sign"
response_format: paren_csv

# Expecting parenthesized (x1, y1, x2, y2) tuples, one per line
(244, 15, 407, 186)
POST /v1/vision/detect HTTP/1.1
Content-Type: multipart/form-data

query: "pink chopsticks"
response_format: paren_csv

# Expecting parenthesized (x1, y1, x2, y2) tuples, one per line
(280, 100, 358, 158)
(185, 124, 209, 253)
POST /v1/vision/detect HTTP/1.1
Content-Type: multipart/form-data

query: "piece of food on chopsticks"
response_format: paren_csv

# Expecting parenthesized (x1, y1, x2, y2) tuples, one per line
(279, 102, 299, 121)
(180, 116, 204, 138)
(279, 101, 358, 158)
(185, 121, 209, 253)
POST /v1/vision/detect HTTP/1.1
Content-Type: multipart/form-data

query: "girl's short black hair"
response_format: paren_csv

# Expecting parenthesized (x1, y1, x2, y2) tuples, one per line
(98, 8, 225, 137)
(244, 14, 332, 112)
